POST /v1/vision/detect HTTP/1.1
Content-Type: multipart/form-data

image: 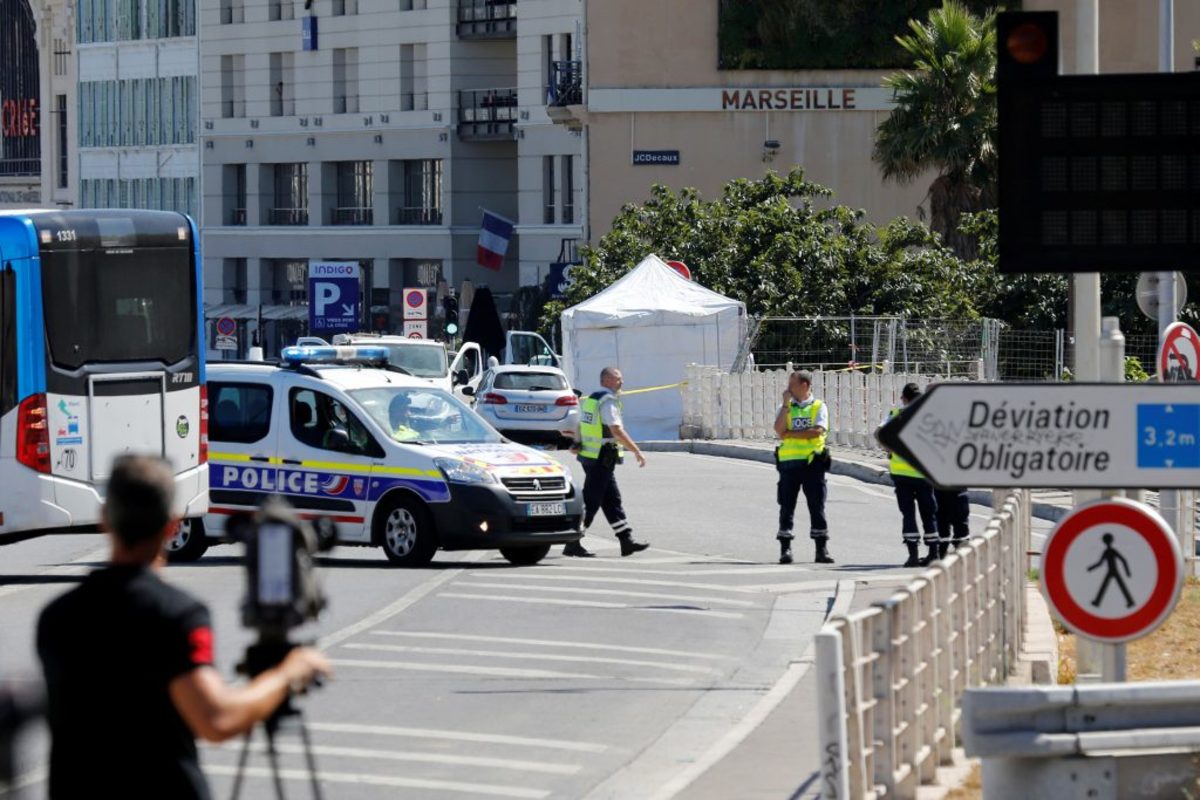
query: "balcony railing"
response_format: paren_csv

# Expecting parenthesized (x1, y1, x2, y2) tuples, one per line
(333, 94, 359, 114)
(269, 208, 308, 225)
(457, 0, 515, 38)
(395, 206, 442, 225)
(230, 208, 247, 225)
(402, 92, 428, 112)
(548, 60, 582, 107)
(333, 207, 373, 225)
(0, 158, 40, 177)
(458, 88, 518, 140)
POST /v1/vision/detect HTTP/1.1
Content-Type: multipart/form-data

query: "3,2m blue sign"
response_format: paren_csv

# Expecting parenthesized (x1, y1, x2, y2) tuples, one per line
(308, 261, 360, 334)
(1137, 403, 1200, 468)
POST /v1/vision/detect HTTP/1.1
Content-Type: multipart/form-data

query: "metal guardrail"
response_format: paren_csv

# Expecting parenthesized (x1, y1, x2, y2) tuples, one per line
(815, 489, 1031, 800)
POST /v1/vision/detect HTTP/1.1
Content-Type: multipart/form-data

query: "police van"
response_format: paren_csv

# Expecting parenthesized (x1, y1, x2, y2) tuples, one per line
(167, 346, 583, 566)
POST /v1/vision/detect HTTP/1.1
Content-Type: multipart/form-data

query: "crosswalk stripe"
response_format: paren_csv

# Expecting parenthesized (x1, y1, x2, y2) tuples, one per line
(541, 564, 806, 577)
(462, 572, 761, 594)
(437, 592, 746, 619)
(458, 581, 757, 608)
(328, 657, 698, 685)
(205, 765, 550, 799)
(210, 741, 582, 775)
(307, 722, 607, 752)
(370, 630, 729, 660)
(341, 642, 722, 674)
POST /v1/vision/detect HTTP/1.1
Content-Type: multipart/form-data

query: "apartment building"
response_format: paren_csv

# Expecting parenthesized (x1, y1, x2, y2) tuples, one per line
(0, 0, 75, 209)
(551, 0, 1200, 241)
(200, 0, 584, 354)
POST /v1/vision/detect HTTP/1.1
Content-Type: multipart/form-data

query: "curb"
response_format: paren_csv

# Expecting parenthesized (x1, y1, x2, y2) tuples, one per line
(643, 440, 1070, 523)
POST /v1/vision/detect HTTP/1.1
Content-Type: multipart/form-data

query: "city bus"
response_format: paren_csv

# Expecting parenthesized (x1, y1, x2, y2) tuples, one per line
(0, 209, 208, 542)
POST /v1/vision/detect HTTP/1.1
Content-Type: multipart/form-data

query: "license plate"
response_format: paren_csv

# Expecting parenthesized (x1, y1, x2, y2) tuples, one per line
(514, 404, 547, 413)
(526, 502, 566, 516)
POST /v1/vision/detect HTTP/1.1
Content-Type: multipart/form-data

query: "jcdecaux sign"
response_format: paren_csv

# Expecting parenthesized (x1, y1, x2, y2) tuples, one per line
(879, 383, 1200, 489)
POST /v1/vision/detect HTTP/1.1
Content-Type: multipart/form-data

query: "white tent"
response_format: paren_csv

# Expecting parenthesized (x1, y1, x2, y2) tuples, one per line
(561, 254, 746, 440)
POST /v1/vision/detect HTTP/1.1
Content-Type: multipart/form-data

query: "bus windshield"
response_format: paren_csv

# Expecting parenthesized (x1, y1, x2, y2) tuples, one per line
(40, 247, 195, 369)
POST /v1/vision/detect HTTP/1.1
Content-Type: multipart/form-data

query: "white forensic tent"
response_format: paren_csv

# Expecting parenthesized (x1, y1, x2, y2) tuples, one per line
(561, 254, 746, 440)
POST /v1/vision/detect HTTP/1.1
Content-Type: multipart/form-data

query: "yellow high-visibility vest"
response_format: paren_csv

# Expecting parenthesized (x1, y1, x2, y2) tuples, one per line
(887, 406, 924, 478)
(778, 399, 826, 463)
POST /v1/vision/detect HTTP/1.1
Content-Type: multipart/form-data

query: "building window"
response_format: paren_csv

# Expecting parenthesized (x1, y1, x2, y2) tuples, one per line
(269, 52, 294, 117)
(221, 259, 248, 304)
(221, 55, 245, 118)
(271, 163, 308, 225)
(332, 0, 356, 15)
(269, 259, 309, 304)
(543, 156, 555, 224)
(400, 0, 426, 9)
(220, 0, 244, 24)
(269, 0, 293, 20)
(561, 154, 574, 225)
(334, 161, 373, 225)
(55, 95, 68, 189)
(333, 48, 359, 113)
(226, 164, 246, 224)
(399, 43, 427, 111)
(396, 159, 442, 224)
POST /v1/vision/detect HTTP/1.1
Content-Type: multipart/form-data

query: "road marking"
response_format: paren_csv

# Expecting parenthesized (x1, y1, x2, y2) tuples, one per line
(328, 657, 697, 686)
(341, 642, 722, 674)
(527, 564, 786, 577)
(462, 571, 764, 595)
(211, 740, 582, 775)
(317, 551, 484, 649)
(437, 592, 746, 619)
(205, 765, 550, 799)
(370, 630, 729, 660)
(307, 721, 607, 752)
(458, 581, 757, 607)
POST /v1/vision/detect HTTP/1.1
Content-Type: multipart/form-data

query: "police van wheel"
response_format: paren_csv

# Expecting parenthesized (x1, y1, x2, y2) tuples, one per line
(377, 497, 437, 566)
(499, 545, 551, 566)
(166, 518, 209, 563)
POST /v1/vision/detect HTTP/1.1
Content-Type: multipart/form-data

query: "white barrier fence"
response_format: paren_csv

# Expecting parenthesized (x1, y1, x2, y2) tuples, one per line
(815, 490, 1032, 800)
(680, 364, 983, 445)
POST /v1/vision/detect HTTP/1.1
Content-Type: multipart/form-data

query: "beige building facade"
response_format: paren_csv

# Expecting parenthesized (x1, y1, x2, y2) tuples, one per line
(553, 0, 1200, 244)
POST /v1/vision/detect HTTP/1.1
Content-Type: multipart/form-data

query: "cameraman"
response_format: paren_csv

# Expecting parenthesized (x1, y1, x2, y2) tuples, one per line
(37, 455, 331, 799)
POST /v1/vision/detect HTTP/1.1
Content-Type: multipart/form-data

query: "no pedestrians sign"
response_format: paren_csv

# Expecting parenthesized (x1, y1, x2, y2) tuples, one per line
(1041, 498, 1182, 643)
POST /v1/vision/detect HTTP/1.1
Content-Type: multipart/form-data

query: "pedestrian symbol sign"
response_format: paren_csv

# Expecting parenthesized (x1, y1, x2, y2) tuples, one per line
(1042, 498, 1182, 643)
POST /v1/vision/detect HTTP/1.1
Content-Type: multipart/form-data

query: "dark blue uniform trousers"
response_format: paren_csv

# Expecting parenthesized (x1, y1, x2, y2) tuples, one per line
(892, 474, 938, 544)
(776, 462, 828, 541)
(581, 457, 632, 537)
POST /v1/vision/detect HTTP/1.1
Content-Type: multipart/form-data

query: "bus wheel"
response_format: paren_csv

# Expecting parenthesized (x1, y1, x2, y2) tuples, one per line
(376, 496, 437, 566)
(499, 545, 551, 566)
(167, 518, 209, 563)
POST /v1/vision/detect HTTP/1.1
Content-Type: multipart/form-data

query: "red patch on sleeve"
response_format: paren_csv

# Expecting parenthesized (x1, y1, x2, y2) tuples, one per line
(188, 626, 214, 665)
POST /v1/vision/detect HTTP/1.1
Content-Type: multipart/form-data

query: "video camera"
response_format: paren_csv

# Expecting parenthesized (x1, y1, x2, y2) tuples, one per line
(226, 497, 335, 680)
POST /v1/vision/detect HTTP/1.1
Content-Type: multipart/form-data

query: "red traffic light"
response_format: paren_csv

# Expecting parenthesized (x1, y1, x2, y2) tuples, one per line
(1007, 22, 1049, 65)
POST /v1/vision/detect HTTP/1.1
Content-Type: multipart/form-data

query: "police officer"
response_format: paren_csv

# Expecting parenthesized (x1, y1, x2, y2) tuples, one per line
(934, 486, 970, 556)
(774, 370, 833, 565)
(877, 383, 939, 567)
(562, 366, 650, 558)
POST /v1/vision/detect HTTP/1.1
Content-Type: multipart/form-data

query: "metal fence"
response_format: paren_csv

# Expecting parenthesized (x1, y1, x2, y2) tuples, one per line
(815, 490, 1032, 800)
(739, 317, 1163, 382)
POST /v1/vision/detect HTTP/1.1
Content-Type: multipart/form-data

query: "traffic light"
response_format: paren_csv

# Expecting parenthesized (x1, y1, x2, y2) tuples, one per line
(443, 296, 459, 336)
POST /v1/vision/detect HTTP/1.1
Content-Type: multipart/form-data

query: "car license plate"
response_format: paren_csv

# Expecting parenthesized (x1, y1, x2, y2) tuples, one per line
(526, 502, 565, 517)
(514, 404, 546, 413)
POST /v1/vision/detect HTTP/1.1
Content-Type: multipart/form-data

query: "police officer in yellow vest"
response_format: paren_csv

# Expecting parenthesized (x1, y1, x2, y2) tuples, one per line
(774, 370, 833, 565)
(563, 366, 650, 558)
(877, 383, 939, 567)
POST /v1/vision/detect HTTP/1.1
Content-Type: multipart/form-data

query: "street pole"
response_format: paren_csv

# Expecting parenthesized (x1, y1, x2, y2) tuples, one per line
(1097, 317, 1128, 682)
(1072, 0, 1104, 684)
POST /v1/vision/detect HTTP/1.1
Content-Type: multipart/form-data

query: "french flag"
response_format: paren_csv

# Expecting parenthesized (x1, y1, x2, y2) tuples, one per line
(477, 210, 514, 271)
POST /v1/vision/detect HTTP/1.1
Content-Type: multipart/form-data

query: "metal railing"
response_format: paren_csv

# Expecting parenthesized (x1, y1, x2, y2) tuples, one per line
(816, 490, 1032, 800)
(548, 60, 582, 106)
(394, 206, 442, 225)
(269, 208, 308, 225)
(332, 207, 373, 225)
(458, 88, 518, 138)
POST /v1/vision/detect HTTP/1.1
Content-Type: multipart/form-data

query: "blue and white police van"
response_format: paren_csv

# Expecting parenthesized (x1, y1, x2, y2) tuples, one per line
(167, 346, 583, 566)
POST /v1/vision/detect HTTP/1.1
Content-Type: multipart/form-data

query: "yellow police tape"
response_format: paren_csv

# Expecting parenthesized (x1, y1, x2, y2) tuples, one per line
(621, 380, 689, 396)
(830, 363, 886, 373)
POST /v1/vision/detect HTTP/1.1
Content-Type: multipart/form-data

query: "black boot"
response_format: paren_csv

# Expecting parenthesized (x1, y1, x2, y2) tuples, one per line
(618, 533, 649, 557)
(937, 541, 950, 559)
(920, 543, 939, 566)
(779, 540, 793, 565)
(903, 541, 921, 567)
(563, 540, 595, 558)
(814, 540, 834, 564)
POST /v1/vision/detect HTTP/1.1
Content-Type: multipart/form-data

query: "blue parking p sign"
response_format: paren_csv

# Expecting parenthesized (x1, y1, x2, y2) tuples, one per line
(308, 261, 360, 334)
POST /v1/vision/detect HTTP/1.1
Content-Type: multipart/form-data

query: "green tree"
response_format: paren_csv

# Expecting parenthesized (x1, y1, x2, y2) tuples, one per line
(873, 0, 997, 259)
(538, 169, 981, 338)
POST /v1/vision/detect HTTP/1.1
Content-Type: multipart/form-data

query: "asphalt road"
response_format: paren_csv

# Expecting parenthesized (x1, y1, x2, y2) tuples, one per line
(0, 451, 1008, 800)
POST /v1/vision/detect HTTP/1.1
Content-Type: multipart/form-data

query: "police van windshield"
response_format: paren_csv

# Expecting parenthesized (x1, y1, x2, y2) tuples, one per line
(350, 386, 500, 444)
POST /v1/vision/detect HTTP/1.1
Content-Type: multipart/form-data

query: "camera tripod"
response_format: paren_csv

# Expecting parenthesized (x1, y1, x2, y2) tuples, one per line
(229, 637, 324, 800)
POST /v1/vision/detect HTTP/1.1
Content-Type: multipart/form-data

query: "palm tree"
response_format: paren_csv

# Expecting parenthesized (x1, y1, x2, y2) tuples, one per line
(873, 1, 997, 259)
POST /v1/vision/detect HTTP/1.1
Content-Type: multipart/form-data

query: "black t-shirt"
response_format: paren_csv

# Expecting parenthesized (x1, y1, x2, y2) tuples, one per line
(37, 564, 214, 799)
